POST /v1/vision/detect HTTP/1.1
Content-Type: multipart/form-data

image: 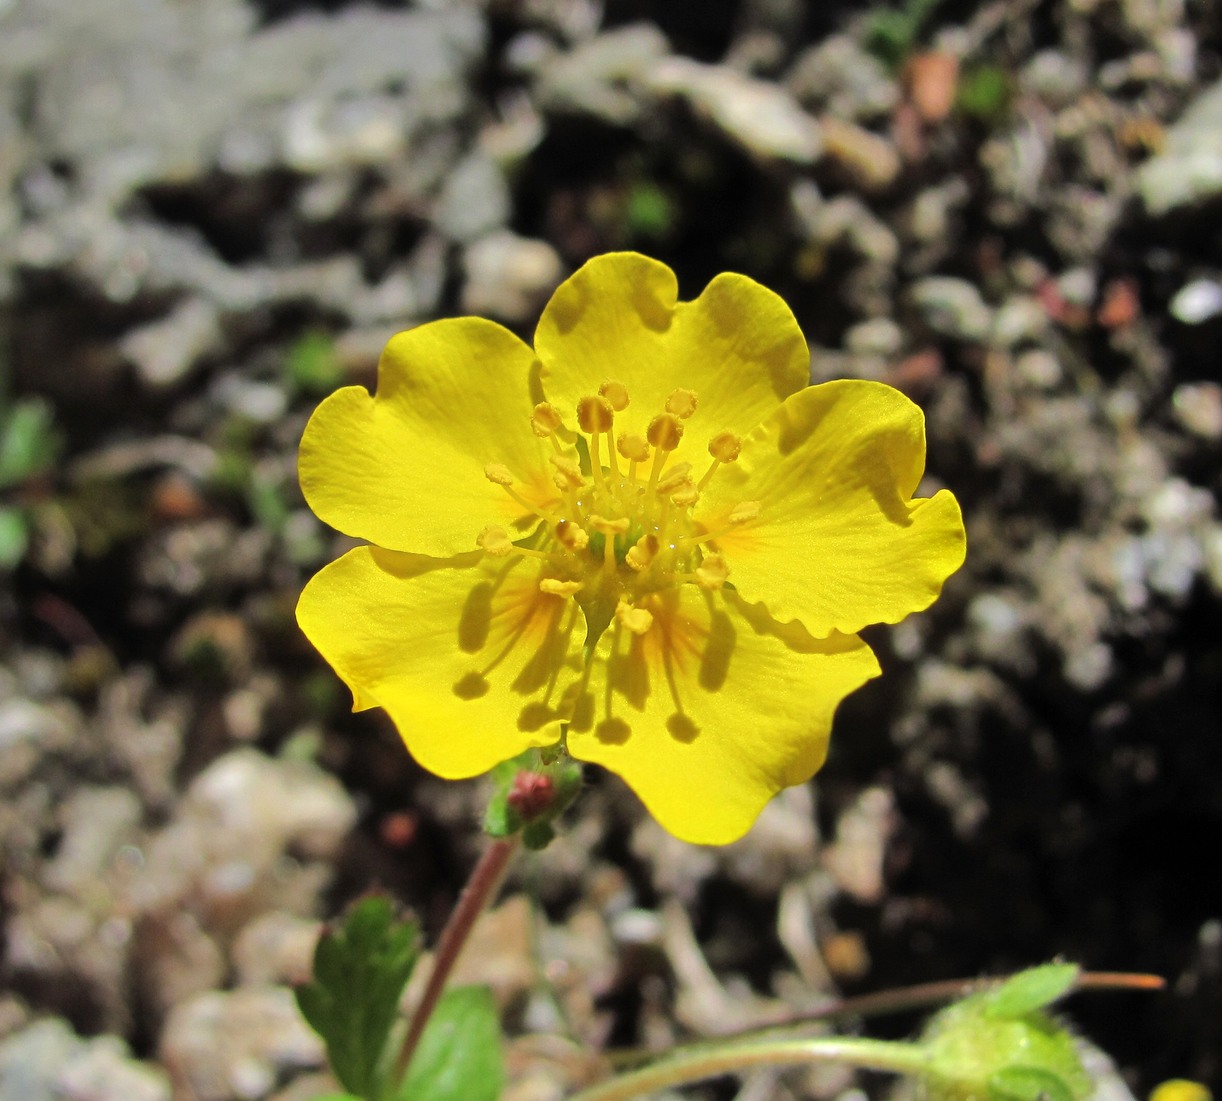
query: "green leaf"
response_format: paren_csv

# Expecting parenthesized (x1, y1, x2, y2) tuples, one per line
(982, 963, 1079, 1020)
(0, 398, 60, 489)
(398, 986, 502, 1101)
(989, 1066, 1075, 1101)
(295, 895, 421, 1101)
(287, 331, 344, 396)
(0, 507, 29, 570)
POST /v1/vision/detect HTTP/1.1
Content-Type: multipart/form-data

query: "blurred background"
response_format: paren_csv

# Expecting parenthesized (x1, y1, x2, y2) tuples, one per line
(1, 0, 1220, 1097)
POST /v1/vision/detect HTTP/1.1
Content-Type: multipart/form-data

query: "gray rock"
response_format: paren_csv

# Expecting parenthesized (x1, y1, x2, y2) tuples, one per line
(434, 151, 511, 244)
(787, 34, 898, 120)
(535, 23, 670, 125)
(43, 786, 142, 896)
(647, 57, 822, 163)
(1019, 50, 1090, 108)
(844, 317, 904, 357)
(161, 987, 323, 1101)
(461, 231, 563, 323)
(991, 295, 1050, 348)
(120, 298, 222, 389)
(0, 1019, 169, 1101)
(1137, 77, 1222, 214)
(130, 747, 356, 921)
(1172, 381, 1222, 439)
(909, 277, 993, 341)
(1169, 278, 1222, 324)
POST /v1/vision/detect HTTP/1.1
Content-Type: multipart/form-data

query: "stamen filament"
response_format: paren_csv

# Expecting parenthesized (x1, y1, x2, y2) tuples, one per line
(698, 458, 721, 491)
(500, 484, 558, 522)
(589, 430, 607, 493)
(605, 429, 620, 480)
(646, 445, 669, 498)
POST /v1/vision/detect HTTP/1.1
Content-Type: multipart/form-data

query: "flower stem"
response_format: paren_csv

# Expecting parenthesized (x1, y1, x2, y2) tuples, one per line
(393, 836, 518, 1083)
(569, 1036, 931, 1101)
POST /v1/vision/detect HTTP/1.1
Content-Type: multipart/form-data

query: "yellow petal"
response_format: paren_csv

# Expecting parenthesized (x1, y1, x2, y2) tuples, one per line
(299, 318, 560, 555)
(297, 547, 583, 777)
(565, 585, 880, 845)
(699, 379, 966, 637)
(535, 252, 808, 460)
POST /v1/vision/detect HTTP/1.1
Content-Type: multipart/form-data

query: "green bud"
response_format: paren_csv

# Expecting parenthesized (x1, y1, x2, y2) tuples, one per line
(484, 748, 583, 846)
(921, 965, 1092, 1101)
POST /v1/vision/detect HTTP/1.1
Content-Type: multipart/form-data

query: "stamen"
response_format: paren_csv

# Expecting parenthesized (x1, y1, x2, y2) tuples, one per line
(616, 601, 654, 636)
(699, 431, 743, 490)
(728, 500, 761, 524)
(576, 395, 615, 434)
(695, 553, 729, 590)
(555, 519, 589, 551)
(530, 402, 563, 438)
(708, 431, 742, 463)
(656, 462, 693, 495)
(589, 515, 630, 535)
(599, 380, 630, 411)
(625, 533, 658, 571)
(617, 433, 650, 463)
(539, 578, 583, 596)
(484, 463, 514, 486)
(590, 514, 628, 571)
(665, 388, 699, 419)
(618, 432, 650, 483)
(647, 413, 684, 452)
(477, 526, 513, 557)
(549, 454, 585, 490)
(670, 484, 699, 508)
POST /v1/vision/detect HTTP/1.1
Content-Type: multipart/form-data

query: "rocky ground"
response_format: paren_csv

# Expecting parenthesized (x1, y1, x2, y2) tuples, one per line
(2, 0, 1221, 1098)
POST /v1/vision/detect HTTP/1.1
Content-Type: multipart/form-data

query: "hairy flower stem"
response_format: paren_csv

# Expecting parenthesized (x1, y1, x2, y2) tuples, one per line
(393, 836, 518, 1082)
(570, 1036, 931, 1101)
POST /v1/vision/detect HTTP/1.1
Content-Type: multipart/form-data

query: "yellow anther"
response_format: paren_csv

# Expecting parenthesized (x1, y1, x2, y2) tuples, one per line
(530, 402, 563, 438)
(617, 433, 651, 463)
(549, 454, 585, 489)
(695, 553, 729, 590)
(666, 388, 698, 419)
(616, 601, 654, 635)
(708, 431, 742, 463)
(728, 500, 761, 524)
(577, 394, 615, 434)
(656, 462, 693, 495)
(484, 463, 514, 486)
(625, 533, 659, 571)
(589, 515, 630, 535)
(477, 526, 514, 557)
(555, 519, 589, 551)
(599, 380, 630, 411)
(670, 484, 700, 508)
(646, 413, 684, 451)
(539, 577, 583, 596)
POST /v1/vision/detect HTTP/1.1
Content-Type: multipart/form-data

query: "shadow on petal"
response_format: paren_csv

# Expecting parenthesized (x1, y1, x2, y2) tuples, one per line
(452, 671, 490, 699)
(458, 581, 494, 653)
(595, 717, 631, 745)
(698, 605, 735, 691)
(666, 713, 700, 743)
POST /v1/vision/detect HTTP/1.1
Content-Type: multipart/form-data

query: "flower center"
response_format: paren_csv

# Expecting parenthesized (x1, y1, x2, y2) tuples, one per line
(478, 382, 755, 648)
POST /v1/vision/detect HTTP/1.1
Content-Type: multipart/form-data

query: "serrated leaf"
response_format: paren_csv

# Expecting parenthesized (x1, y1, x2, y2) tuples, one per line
(295, 895, 421, 1101)
(983, 964, 1079, 1020)
(398, 986, 502, 1101)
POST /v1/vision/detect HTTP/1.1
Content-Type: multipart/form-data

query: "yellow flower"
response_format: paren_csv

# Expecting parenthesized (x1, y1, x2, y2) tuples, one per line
(297, 253, 966, 845)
